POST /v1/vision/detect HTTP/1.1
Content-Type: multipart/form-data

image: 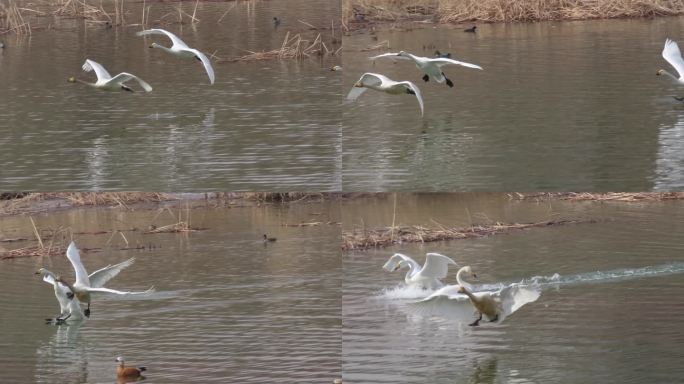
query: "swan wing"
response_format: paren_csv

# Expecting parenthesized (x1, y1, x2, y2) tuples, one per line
(42, 274, 74, 313)
(108, 73, 153, 92)
(65, 242, 91, 287)
(418, 253, 456, 279)
(497, 284, 541, 320)
(663, 38, 684, 79)
(84, 286, 155, 295)
(398, 81, 424, 116)
(346, 86, 368, 101)
(188, 48, 215, 85)
(82, 59, 112, 81)
(431, 57, 483, 70)
(136, 28, 190, 49)
(368, 52, 411, 61)
(347, 73, 383, 101)
(407, 293, 475, 321)
(88, 257, 135, 288)
(383, 253, 420, 272)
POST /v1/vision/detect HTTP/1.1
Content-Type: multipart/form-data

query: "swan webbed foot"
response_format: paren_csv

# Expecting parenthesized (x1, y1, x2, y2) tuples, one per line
(469, 313, 482, 326)
(422, 74, 429, 82)
(489, 314, 499, 323)
(406, 88, 416, 95)
(84, 308, 91, 317)
(445, 76, 454, 88)
(673, 96, 684, 103)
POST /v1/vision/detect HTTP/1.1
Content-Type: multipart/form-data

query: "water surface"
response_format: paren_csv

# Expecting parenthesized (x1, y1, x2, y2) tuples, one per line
(342, 19, 684, 191)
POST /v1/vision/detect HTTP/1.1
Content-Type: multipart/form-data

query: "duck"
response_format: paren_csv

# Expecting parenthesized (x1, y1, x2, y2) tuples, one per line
(330, 65, 343, 71)
(116, 356, 147, 379)
(68, 59, 152, 93)
(369, 51, 482, 88)
(35, 268, 85, 323)
(464, 26, 477, 33)
(434, 50, 451, 58)
(347, 72, 425, 116)
(263, 234, 277, 242)
(61, 241, 152, 317)
(136, 28, 215, 85)
(273, 17, 281, 27)
(382, 252, 457, 289)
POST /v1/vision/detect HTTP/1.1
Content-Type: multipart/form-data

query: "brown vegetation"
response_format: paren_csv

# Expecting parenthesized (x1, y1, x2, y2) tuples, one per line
(518, 192, 684, 202)
(0, 192, 176, 216)
(344, 0, 684, 28)
(219, 32, 340, 63)
(342, 219, 596, 251)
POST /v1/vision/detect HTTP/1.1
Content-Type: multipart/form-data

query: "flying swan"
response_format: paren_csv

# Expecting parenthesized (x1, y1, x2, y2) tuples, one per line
(369, 51, 482, 88)
(35, 268, 85, 323)
(136, 28, 215, 85)
(383, 252, 457, 289)
(68, 59, 152, 92)
(61, 241, 153, 317)
(347, 73, 424, 116)
(657, 39, 684, 100)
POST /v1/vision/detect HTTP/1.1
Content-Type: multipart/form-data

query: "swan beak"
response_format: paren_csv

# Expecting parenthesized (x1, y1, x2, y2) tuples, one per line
(148, 44, 154, 49)
(34, 270, 41, 275)
(67, 77, 75, 83)
(472, 273, 478, 278)
(354, 81, 363, 87)
(657, 70, 663, 76)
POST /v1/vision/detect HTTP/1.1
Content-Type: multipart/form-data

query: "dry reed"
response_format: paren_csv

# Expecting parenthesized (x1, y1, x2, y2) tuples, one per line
(519, 192, 684, 202)
(342, 219, 596, 251)
(1, 1, 31, 35)
(220, 32, 334, 62)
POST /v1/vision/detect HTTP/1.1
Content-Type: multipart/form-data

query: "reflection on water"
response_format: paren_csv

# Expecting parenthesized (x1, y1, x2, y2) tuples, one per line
(0, 0, 340, 190)
(342, 194, 684, 383)
(655, 113, 684, 190)
(0, 201, 341, 383)
(343, 18, 684, 191)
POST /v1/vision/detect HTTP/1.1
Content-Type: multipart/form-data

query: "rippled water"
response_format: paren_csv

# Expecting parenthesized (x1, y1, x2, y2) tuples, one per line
(343, 18, 684, 191)
(0, 201, 341, 382)
(0, 0, 341, 190)
(342, 194, 684, 383)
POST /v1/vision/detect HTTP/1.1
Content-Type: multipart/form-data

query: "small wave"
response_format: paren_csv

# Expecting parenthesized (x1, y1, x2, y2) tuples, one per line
(520, 262, 684, 288)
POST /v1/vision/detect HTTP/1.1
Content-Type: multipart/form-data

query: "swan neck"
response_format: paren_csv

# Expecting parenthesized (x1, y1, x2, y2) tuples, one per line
(460, 287, 477, 302)
(456, 267, 472, 289)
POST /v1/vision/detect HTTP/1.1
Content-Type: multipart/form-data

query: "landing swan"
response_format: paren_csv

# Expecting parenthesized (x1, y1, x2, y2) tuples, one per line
(136, 28, 215, 85)
(62, 241, 153, 317)
(68, 59, 152, 92)
(423, 265, 477, 298)
(657, 39, 684, 101)
(369, 51, 482, 88)
(36, 268, 85, 323)
(347, 72, 424, 116)
(383, 252, 457, 289)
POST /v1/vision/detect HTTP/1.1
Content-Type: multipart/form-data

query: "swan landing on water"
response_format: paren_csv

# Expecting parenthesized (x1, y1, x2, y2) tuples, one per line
(382, 252, 458, 289)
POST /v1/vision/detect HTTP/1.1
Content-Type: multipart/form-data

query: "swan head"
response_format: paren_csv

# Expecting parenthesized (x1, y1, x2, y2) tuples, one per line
(35, 268, 46, 275)
(460, 265, 477, 279)
(657, 69, 665, 76)
(397, 51, 407, 57)
(353, 80, 364, 88)
(392, 260, 408, 271)
(457, 286, 467, 293)
(330, 65, 342, 71)
(67, 77, 76, 83)
(149, 42, 159, 49)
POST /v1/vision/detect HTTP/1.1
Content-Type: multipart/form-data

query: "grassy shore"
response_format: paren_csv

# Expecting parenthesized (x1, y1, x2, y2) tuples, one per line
(344, 0, 684, 27)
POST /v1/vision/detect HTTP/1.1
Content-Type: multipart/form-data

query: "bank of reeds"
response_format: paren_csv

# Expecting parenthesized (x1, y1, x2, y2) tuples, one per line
(0, 192, 176, 216)
(342, 219, 596, 251)
(520, 192, 684, 202)
(344, 0, 684, 27)
(221, 32, 337, 62)
(1, 1, 31, 35)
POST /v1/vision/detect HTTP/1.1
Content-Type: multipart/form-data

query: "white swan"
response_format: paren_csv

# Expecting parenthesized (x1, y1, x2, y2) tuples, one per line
(369, 51, 483, 88)
(136, 28, 215, 85)
(409, 269, 541, 325)
(423, 265, 478, 298)
(658, 39, 684, 88)
(62, 241, 153, 317)
(36, 268, 85, 323)
(383, 252, 457, 289)
(68, 59, 152, 92)
(347, 72, 424, 116)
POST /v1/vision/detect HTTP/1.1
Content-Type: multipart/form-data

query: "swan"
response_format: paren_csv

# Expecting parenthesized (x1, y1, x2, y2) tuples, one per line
(657, 39, 684, 102)
(62, 241, 153, 317)
(347, 72, 424, 116)
(35, 268, 85, 323)
(369, 51, 483, 88)
(68, 59, 152, 92)
(423, 265, 478, 298)
(136, 28, 215, 85)
(383, 252, 457, 289)
(116, 357, 147, 378)
(409, 271, 541, 326)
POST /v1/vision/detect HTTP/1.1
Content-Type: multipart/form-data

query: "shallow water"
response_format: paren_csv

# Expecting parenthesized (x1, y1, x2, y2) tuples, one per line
(343, 18, 684, 191)
(0, 200, 341, 382)
(0, 0, 341, 190)
(342, 194, 684, 383)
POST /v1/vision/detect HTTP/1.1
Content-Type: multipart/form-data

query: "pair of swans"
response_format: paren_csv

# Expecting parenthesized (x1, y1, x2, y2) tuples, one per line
(70, 28, 214, 92)
(347, 51, 483, 115)
(36, 241, 153, 322)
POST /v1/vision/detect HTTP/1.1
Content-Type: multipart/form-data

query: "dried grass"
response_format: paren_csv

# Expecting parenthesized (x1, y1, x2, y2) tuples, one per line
(0, 192, 176, 216)
(344, 0, 684, 26)
(220, 32, 335, 62)
(519, 192, 684, 202)
(342, 219, 596, 251)
(0, 0, 31, 35)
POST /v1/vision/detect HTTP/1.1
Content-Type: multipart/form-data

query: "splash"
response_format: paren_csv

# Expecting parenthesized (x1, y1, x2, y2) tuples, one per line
(380, 284, 437, 300)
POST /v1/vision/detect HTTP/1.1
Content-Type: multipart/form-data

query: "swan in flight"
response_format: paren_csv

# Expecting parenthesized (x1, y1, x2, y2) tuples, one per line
(35, 268, 85, 323)
(409, 269, 541, 325)
(137, 28, 215, 85)
(657, 39, 684, 102)
(62, 241, 153, 317)
(369, 51, 482, 88)
(383, 252, 457, 289)
(347, 72, 424, 116)
(68, 59, 152, 92)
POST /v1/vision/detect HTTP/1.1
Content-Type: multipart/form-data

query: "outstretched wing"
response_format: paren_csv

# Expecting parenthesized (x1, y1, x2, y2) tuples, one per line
(420, 253, 456, 279)
(65, 242, 90, 287)
(498, 284, 541, 321)
(188, 48, 215, 85)
(398, 81, 424, 116)
(431, 57, 483, 70)
(407, 293, 475, 321)
(663, 38, 684, 79)
(347, 73, 383, 101)
(136, 28, 190, 49)
(85, 286, 155, 295)
(368, 52, 411, 61)
(108, 73, 153, 92)
(82, 59, 112, 81)
(88, 257, 136, 288)
(383, 253, 420, 272)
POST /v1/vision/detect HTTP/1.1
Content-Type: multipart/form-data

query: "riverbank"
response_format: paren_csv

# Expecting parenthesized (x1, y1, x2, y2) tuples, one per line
(343, 0, 684, 30)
